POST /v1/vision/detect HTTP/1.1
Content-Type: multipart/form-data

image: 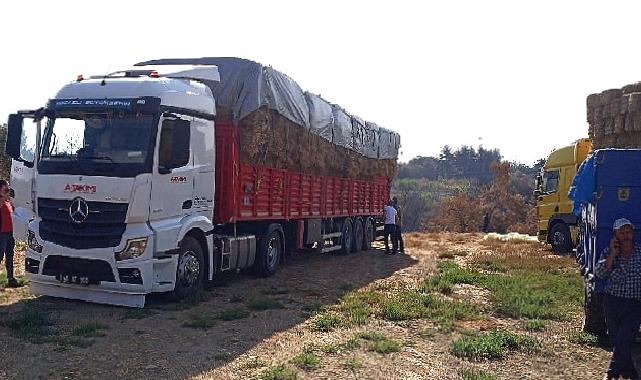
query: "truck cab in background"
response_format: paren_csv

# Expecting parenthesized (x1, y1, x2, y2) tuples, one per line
(535, 138, 592, 252)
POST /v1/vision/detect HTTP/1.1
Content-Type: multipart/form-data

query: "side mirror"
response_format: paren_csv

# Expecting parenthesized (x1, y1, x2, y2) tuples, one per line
(5, 114, 24, 160)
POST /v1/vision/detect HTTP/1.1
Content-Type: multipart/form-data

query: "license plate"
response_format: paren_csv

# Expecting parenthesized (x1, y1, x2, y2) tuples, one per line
(55, 274, 92, 285)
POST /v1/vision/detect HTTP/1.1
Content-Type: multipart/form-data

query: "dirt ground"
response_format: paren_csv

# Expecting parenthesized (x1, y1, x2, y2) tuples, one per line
(0, 233, 629, 380)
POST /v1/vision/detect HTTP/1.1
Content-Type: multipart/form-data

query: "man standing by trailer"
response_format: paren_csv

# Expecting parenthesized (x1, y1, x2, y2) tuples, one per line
(595, 218, 641, 380)
(383, 200, 398, 255)
(392, 197, 405, 254)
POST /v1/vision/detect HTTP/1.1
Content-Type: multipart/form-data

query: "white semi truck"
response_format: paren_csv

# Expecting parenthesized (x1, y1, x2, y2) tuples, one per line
(6, 58, 399, 307)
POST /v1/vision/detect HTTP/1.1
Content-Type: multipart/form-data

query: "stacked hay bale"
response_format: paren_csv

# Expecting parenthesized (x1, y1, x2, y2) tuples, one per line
(139, 57, 400, 179)
(587, 82, 641, 149)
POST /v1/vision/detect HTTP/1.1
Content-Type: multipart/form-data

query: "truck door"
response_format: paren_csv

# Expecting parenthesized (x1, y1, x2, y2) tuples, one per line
(7, 115, 40, 240)
(537, 169, 560, 232)
(149, 116, 194, 224)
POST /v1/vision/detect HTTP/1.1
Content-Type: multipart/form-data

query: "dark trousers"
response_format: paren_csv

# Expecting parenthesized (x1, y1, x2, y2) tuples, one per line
(0, 232, 15, 281)
(604, 294, 641, 378)
(384, 224, 398, 254)
(395, 225, 404, 253)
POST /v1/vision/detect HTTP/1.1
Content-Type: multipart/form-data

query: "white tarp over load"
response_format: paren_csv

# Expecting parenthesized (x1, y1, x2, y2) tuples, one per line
(136, 57, 400, 160)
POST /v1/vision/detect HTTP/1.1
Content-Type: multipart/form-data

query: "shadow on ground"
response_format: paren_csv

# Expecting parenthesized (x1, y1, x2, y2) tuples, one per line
(0, 245, 416, 380)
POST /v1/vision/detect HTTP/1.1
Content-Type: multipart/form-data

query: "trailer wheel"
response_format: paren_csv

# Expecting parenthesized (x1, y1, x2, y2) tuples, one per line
(583, 282, 607, 339)
(338, 219, 353, 255)
(550, 223, 573, 253)
(170, 236, 204, 300)
(363, 218, 374, 250)
(352, 218, 364, 252)
(255, 226, 282, 277)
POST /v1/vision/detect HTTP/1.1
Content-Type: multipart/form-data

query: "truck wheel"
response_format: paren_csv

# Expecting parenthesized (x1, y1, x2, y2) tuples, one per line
(352, 218, 364, 252)
(255, 226, 282, 277)
(338, 219, 353, 255)
(550, 223, 573, 253)
(363, 218, 374, 250)
(171, 236, 205, 300)
(583, 282, 607, 339)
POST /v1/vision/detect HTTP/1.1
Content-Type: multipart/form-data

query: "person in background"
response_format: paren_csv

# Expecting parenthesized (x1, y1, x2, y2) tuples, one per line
(392, 197, 405, 254)
(383, 200, 398, 255)
(0, 180, 18, 288)
(595, 218, 641, 380)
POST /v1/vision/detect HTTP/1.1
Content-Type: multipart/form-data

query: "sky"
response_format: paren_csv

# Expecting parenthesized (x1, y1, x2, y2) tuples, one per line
(2, 0, 641, 166)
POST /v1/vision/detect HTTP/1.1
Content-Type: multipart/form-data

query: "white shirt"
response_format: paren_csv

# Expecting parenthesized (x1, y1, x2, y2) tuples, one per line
(384, 205, 397, 225)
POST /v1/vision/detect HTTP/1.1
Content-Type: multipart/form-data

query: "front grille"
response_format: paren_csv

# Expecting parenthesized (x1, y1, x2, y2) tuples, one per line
(38, 198, 128, 249)
(43, 255, 115, 282)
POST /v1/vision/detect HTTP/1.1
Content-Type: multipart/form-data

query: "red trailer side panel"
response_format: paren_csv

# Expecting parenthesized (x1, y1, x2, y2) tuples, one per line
(214, 122, 391, 224)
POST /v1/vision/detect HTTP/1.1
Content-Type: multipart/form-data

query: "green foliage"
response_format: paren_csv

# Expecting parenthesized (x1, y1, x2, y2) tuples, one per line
(259, 364, 298, 380)
(522, 319, 547, 332)
(567, 331, 599, 346)
(291, 352, 321, 370)
(341, 356, 363, 370)
(247, 297, 284, 311)
(218, 308, 250, 321)
(451, 330, 542, 360)
(459, 368, 497, 380)
(183, 314, 218, 329)
(368, 338, 401, 354)
(0, 303, 55, 343)
(311, 312, 343, 332)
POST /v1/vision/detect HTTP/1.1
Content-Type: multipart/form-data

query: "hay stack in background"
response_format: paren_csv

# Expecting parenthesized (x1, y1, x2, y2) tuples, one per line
(587, 83, 641, 149)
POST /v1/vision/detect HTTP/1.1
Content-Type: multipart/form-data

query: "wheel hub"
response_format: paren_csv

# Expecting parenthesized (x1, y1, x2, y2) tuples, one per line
(178, 251, 200, 287)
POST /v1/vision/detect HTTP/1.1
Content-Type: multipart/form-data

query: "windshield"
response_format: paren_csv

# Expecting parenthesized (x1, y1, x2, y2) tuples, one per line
(39, 111, 157, 177)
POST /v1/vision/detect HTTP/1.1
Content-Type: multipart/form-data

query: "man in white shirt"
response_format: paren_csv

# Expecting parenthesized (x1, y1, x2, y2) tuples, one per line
(383, 200, 398, 255)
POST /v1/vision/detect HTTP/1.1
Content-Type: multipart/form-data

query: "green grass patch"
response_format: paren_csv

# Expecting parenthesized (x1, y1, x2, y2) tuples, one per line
(343, 336, 361, 351)
(357, 331, 387, 341)
(311, 312, 343, 332)
(218, 308, 250, 321)
(302, 303, 324, 314)
(0, 273, 28, 287)
(320, 343, 340, 354)
(522, 319, 547, 332)
(155, 290, 212, 311)
(342, 356, 363, 370)
(0, 303, 56, 343)
(259, 364, 298, 380)
(247, 297, 285, 311)
(214, 351, 232, 361)
(368, 338, 401, 354)
(71, 322, 108, 338)
(291, 352, 321, 370)
(338, 290, 383, 326)
(568, 331, 599, 346)
(183, 314, 218, 329)
(459, 367, 497, 380)
(121, 308, 154, 320)
(451, 330, 542, 360)
(424, 257, 582, 321)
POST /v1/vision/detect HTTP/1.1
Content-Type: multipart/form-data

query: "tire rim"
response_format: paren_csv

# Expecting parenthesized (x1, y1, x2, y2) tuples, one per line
(553, 231, 565, 246)
(267, 237, 279, 268)
(177, 250, 200, 287)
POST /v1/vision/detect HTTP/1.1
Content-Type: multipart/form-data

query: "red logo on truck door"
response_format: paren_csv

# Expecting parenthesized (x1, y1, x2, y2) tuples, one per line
(64, 184, 97, 193)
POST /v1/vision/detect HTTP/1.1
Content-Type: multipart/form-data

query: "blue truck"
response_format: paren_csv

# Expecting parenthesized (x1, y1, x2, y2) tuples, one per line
(570, 149, 641, 337)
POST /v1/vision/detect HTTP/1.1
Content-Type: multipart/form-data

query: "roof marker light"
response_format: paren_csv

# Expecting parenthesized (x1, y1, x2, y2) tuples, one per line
(76, 75, 84, 82)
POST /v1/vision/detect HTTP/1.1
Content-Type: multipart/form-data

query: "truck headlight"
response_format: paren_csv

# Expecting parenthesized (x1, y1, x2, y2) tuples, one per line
(115, 238, 148, 261)
(27, 230, 43, 253)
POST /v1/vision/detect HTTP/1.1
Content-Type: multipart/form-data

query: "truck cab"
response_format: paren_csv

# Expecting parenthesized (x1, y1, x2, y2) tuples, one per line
(535, 138, 592, 252)
(6, 66, 221, 307)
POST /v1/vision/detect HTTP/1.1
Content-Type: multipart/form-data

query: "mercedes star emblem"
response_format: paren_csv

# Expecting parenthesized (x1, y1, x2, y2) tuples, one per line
(69, 197, 89, 224)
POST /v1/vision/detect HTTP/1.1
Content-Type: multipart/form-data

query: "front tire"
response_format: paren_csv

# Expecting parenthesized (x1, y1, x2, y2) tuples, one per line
(170, 236, 205, 300)
(550, 223, 573, 253)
